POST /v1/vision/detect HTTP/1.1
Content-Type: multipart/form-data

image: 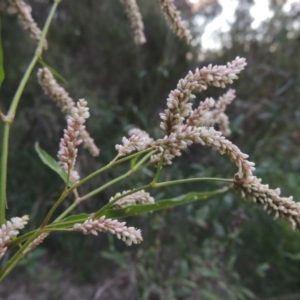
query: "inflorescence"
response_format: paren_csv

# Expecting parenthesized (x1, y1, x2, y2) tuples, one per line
(109, 190, 155, 208)
(8, 0, 47, 50)
(115, 57, 300, 230)
(0, 216, 29, 259)
(38, 68, 100, 157)
(57, 99, 90, 184)
(73, 216, 143, 246)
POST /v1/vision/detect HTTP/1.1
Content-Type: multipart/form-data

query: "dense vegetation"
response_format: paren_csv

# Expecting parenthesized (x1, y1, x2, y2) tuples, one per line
(0, 0, 300, 299)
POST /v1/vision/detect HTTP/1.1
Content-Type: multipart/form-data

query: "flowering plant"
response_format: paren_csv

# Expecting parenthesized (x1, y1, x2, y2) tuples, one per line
(0, 0, 298, 282)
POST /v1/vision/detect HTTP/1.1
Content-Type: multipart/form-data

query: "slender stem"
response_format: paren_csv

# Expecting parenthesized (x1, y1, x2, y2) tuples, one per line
(40, 189, 68, 228)
(77, 169, 135, 203)
(0, 0, 60, 225)
(133, 150, 156, 169)
(53, 150, 157, 221)
(153, 177, 233, 188)
(71, 148, 154, 190)
(0, 124, 9, 223)
(6, 230, 36, 248)
(53, 201, 77, 222)
(8, 1, 59, 118)
(152, 150, 165, 184)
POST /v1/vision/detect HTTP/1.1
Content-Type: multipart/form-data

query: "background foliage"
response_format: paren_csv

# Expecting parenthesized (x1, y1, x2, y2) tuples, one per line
(0, 0, 300, 299)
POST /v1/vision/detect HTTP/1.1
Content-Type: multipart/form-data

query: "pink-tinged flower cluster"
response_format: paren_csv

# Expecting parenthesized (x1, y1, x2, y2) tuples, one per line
(0, 215, 29, 259)
(23, 233, 49, 256)
(73, 216, 143, 246)
(109, 190, 155, 208)
(8, 0, 47, 50)
(37, 68, 75, 115)
(57, 99, 90, 183)
(234, 176, 300, 230)
(152, 126, 255, 180)
(187, 89, 236, 136)
(119, 0, 146, 44)
(116, 128, 154, 157)
(152, 58, 249, 168)
(38, 68, 100, 157)
(160, 57, 246, 135)
(157, 0, 192, 44)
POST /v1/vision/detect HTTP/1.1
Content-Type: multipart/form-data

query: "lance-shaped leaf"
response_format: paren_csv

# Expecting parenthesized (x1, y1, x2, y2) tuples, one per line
(50, 188, 229, 229)
(100, 187, 229, 219)
(35, 142, 73, 186)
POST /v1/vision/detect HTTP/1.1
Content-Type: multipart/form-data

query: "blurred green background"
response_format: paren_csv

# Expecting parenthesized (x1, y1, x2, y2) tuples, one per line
(0, 0, 300, 299)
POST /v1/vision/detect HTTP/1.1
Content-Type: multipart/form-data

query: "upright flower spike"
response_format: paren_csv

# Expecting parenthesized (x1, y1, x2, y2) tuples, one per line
(157, 0, 192, 44)
(38, 68, 100, 157)
(0, 216, 29, 259)
(119, 0, 146, 44)
(57, 99, 90, 183)
(154, 58, 248, 167)
(73, 216, 143, 246)
(160, 57, 247, 135)
(8, 0, 47, 50)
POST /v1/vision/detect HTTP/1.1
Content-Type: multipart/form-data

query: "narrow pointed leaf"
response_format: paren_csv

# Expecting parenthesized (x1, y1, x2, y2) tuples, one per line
(96, 187, 229, 218)
(38, 58, 66, 83)
(35, 142, 72, 186)
(50, 188, 228, 229)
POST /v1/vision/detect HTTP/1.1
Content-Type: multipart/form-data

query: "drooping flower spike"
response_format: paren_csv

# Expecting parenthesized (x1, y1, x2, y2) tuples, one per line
(9, 0, 47, 50)
(38, 68, 100, 157)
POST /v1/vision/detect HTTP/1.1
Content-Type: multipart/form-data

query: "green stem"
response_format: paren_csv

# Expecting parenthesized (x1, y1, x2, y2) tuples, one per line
(40, 189, 68, 228)
(0, 0, 60, 225)
(53, 150, 157, 222)
(153, 177, 233, 188)
(77, 151, 156, 203)
(0, 124, 9, 223)
(152, 150, 165, 184)
(8, 1, 59, 118)
(53, 201, 77, 222)
(78, 169, 136, 203)
(71, 148, 154, 190)
(133, 150, 155, 169)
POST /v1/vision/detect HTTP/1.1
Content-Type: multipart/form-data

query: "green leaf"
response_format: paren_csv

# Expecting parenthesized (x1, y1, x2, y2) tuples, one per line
(96, 187, 228, 219)
(50, 188, 228, 229)
(0, 18, 5, 88)
(38, 58, 66, 83)
(35, 142, 71, 186)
